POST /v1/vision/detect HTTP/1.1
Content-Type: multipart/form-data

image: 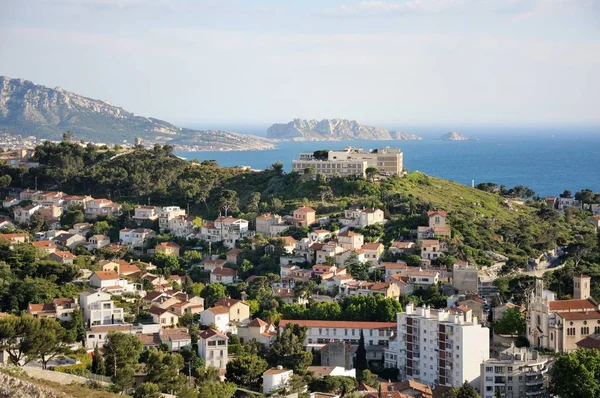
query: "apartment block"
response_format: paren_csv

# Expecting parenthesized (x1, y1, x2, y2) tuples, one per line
(395, 303, 490, 389)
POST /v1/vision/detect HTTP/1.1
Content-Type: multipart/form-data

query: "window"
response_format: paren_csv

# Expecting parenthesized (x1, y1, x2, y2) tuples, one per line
(507, 367, 513, 372)
(486, 367, 493, 372)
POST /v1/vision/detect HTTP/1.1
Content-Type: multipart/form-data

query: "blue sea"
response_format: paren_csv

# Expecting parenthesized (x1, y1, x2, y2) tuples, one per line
(175, 131, 600, 197)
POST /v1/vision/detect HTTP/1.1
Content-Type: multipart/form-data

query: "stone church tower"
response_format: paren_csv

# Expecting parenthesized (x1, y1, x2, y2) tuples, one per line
(573, 274, 591, 300)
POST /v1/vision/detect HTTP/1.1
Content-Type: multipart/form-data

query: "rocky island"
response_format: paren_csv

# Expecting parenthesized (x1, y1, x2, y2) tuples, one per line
(0, 76, 274, 151)
(440, 132, 475, 141)
(267, 118, 422, 141)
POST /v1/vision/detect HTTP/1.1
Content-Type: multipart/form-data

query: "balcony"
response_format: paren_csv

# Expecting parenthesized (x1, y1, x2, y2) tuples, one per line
(526, 377, 545, 386)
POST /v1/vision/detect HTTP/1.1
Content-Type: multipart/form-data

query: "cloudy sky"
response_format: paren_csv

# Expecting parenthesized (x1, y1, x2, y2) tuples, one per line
(1, 0, 599, 128)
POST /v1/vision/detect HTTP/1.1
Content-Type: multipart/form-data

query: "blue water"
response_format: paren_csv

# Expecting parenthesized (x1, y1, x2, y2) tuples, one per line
(175, 132, 600, 197)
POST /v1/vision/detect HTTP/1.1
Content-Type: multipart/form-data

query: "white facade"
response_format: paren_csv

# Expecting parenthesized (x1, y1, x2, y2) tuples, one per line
(159, 206, 187, 231)
(198, 329, 229, 369)
(79, 290, 125, 326)
(395, 304, 490, 389)
(200, 307, 231, 333)
(263, 368, 293, 395)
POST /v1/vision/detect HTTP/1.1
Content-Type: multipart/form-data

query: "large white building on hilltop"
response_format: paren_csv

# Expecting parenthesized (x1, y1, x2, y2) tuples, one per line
(392, 303, 490, 389)
(292, 147, 403, 178)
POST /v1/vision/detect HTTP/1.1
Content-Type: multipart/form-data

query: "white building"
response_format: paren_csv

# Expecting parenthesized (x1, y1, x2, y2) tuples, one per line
(394, 303, 490, 389)
(200, 217, 251, 248)
(159, 206, 187, 231)
(256, 214, 283, 237)
(133, 206, 159, 223)
(200, 306, 231, 333)
(119, 228, 155, 247)
(79, 289, 125, 326)
(85, 323, 160, 349)
(341, 207, 386, 227)
(85, 198, 122, 218)
(263, 367, 293, 395)
(13, 204, 41, 224)
(198, 328, 229, 369)
(481, 344, 549, 398)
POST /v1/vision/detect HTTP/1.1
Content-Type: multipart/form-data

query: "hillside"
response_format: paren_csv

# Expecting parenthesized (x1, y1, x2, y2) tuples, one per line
(0, 76, 274, 151)
(440, 132, 474, 141)
(266, 118, 421, 141)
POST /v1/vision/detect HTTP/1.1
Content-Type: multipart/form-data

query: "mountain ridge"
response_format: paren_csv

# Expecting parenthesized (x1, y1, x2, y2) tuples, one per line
(267, 118, 422, 141)
(0, 76, 274, 151)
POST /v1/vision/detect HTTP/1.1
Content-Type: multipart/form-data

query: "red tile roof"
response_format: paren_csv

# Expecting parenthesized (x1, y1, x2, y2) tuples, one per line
(92, 270, 120, 281)
(361, 242, 383, 250)
(208, 306, 230, 315)
(576, 334, 600, 350)
(383, 262, 408, 269)
(295, 206, 315, 213)
(557, 311, 600, 320)
(211, 267, 237, 277)
(199, 328, 227, 339)
(427, 210, 448, 217)
(549, 298, 597, 311)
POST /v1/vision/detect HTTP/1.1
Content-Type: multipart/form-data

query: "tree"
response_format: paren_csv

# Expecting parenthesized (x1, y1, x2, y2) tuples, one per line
(68, 308, 86, 343)
(92, 345, 106, 375)
(0, 315, 63, 366)
(103, 332, 143, 379)
(549, 349, 600, 398)
(575, 189, 596, 210)
(62, 130, 74, 141)
(201, 283, 227, 307)
(270, 197, 284, 213)
(313, 150, 329, 160)
(560, 189, 572, 198)
(0, 175, 11, 189)
(134, 382, 162, 398)
(217, 189, 239, 217)
(144, 349, 186, 394)
(269, 324, 312, 372)
(308, 376, 357, 394)
(246, 192, 261, 213)
(183, 250, 202, 266)
(366, 167, 379, 182)
(114, 365, 135, 393)
(357, 369, 379, 388)
(443, 381, 480, 398)
(225, 353, 268, 390)
(34, 317, 74, 369)
(494, 307, 525, 335)
(355, 330, 367, 371)
(197, 381, 237, 398)
(60, 209, 84, 228)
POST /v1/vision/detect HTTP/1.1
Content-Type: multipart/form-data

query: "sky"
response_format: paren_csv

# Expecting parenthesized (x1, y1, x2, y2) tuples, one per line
(1, 0, 599, 130)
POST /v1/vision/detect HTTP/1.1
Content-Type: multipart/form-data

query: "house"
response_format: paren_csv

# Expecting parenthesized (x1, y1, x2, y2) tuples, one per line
(200, 258, 227, 272)
(2, 197, 20, 208)
(420, 239, 441, 260)
(389, 241, 415, 255)
(238, 317, 277, 346)
(0, 216, 15, 230)
(361, 242, 384, 265)
(200, 306, 232, 332)
(148, 307, 179, 327)
(306, 366, 356, 379)
(155, 242, 181, 257)
(315, 243, 345, 264)
(32, 191, 65, 206)
(39, 204, 63, 222)
(70, 223, 93, 236)
(159, 206, 187, 231)
(387, 274, 414, 295)
(168, 298, 205, 316)
(27, 297, 77, 322)
(133, 206, 159, 223)
(87, 235, 111, 250)
(263, 367, 293, 395)
(62, 195, 93, 209)
(341, 281, 401, 299)
(168, 215, 198, 238)
(256, 213, 283, 237)
(308, 229, 331, 244)
(320, 341, 353, 369)
(53, 233, 86, 250)
(404, 268, 440, 287)
(143, 291, 170, 307)
(13, 204, 41, 224)
(85, 323, 161, 349)
(210, 267, 238, 284)
(198, 328, 229, 369)
(337, 230, 364, 250)
(79, 289, 125, 326)
(0, 233, 30, 244)
(226, 248, 243, 264)
(49, 250, 75, 265)
(275, 236, 297, 254)
(159, 327, 192, 352)
(119, 228, 154, 247)
(89, 270, 121, 288)
(427, 210, 448, 227)
(214, 298, 250, 323)
(32, 240, 56, 254)
(382, 262, 409, 278)
(200, 217, 251, 249)
(85, 198, 122, 218)
(293, 206, 316, 227)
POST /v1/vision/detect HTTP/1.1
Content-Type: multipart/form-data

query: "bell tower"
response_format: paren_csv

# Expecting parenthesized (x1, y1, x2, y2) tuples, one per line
(573, 274, 591, 300)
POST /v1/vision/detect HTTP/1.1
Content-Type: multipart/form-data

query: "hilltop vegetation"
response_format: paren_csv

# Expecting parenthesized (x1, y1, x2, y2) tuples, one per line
(2, 142, 596, 268)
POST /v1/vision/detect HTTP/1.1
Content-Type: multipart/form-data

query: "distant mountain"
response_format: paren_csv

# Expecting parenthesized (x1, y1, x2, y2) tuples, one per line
(0, 76, 274, 151)
(266, 118, 422, 141)
(440, 132, 475, 141)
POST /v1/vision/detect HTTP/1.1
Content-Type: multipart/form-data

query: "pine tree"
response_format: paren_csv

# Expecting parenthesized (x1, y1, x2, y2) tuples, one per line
(355, 330, 368, 372)
(91, 346, 105, 375)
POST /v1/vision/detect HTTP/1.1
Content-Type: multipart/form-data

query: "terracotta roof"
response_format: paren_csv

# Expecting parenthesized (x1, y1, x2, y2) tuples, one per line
(28, 303, 55, 313)
(211, 267, 237, 277)
(421, 239, 440, 247)
(0, 233, 29, 241)
(263, 367, 291, 375)
(370, 282, 391, 291)
(557, 311, 600, 320)
(338, 230, 361, 237)
(52, 250, 74, 259)
(277, 236, 297, 245)
(120, 263, 141, 275)
(227, 248, 243, 255)
(248, 318, 268, 327)
(549, 298, 597, 311)
(160, 327, 190, 342)
(203, 259, 226, 266)
(391, 241, 414, 248)
(33, 240, 56, 248)
(90, 324, 133, 333)
(280, 319, 396, 329)
(144, 291, 167, 301)
(214, 298, 247, 308)
(148, 306, 172, 316)
(361, 242, 383, 250)
(156, 242, 181, 249)
(208, 306, 230, 315)
(53, 298, 75, 305)
(383, 262, 408, 269)
(92, 270, 120, 281)
(356, 383, 377, 392)
(137, 333, 162, 346)
(199, 328, 227, 339)
(576, 334, 600, 350)
(295, 206, 315, 213)
(313, 229, 329, 234)
(427, 210, 448, 217)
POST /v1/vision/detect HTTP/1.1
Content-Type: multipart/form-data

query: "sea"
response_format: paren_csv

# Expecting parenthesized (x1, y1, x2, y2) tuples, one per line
(175, 130, 600, 197)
